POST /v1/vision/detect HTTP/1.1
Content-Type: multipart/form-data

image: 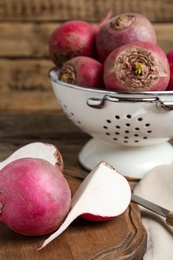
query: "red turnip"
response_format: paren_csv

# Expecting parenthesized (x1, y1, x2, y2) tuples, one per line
(166, 49, 173, 90)
(39, 161, 131, 249)
(49, 11, 112, 67)
(96, 13, 157, 62)
(0, 142, 64, 173)
(0, 158, 71, 236)
(104, 41, 170, 92)
(59, 56, 105, 88)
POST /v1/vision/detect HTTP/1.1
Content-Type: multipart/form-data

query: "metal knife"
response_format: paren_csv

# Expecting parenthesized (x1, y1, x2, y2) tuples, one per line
(131, 193, 173, 227)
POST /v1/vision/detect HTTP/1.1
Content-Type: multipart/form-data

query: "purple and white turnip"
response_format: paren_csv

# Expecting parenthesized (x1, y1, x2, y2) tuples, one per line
(104, 41, 170, 91)
(0, 142, 64, 173)
(0, 157, 71, 236)
(59, 56, 105, 88)
(49, 11, 112, 67)
(96, 13, 157, 62)
(166, 49, 173, 90)
(49, 20, 97, 67)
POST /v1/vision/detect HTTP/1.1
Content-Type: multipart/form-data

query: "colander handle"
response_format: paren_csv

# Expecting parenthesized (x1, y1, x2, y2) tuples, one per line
(87, 94, 159, 109)
(157, 100, 173, 111)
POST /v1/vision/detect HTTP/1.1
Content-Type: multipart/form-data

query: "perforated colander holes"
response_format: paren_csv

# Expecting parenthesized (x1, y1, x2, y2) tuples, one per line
(103, 114, 153, 144)
(57, 99, 86, 131)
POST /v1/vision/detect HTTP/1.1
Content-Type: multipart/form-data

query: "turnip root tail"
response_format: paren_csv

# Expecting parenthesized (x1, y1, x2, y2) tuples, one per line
(38, 210, 80, 250)
(97, 10, 112, 31)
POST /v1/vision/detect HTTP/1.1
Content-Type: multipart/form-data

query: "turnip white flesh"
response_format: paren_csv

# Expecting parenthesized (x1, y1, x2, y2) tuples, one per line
(104, 41, 170, 91)
(96, 12, 157, 62)
(0, 142, 64, 173)
(39, 161, 131, 249)
(0, 158, 71, 236)
(59, 56, 105, 89)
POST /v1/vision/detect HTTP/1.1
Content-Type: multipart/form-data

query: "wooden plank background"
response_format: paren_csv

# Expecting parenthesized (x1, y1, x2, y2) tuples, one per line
(0, 0, 173, 114)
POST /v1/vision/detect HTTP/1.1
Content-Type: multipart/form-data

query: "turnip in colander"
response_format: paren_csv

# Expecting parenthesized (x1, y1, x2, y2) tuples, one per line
(49, 67, 173, 179)
(166, 49, 173, 90)
(104, 41, 170, 92)
(59, 56, 105, 89)
(96, 12, 157, 62)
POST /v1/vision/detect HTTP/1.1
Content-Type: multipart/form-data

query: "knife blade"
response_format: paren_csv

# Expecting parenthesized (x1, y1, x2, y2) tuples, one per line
(131, 193, 173, 227)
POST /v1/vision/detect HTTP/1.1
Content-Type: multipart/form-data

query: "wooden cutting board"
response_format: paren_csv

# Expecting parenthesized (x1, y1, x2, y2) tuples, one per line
(0, 175, 147, 260)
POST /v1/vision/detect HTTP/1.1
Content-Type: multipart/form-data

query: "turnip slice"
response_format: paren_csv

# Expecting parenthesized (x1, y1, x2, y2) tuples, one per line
(0, 142, 64, 172)
(39, 161, 131, 249)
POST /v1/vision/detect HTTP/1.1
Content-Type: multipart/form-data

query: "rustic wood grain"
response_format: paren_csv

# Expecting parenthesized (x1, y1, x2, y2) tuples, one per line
(0, 23, 172, 58)
(0, 201, 147, 260)
(0, 58, 60, 114)
(0, 0, 173, 22)
(0, 113, 146, 259)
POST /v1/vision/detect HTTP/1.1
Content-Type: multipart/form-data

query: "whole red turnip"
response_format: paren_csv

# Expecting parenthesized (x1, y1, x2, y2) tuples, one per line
(166, 49, 173, 90)
(96, 13, 157, 62)
(49, 12, 112, 67)
(0, 158, 71, 236)
(59, 56, 105, 88)
(104, 41, 170, 92)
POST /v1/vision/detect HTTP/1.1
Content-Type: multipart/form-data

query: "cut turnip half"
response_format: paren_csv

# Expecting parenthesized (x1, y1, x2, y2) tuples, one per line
(0, 142, 64, 172)
(39, 161, 131, 249)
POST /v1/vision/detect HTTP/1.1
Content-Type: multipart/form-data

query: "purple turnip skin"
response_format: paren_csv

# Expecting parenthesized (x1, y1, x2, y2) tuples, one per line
(49, 11, 112, 67)
(49, 20, 98, 67)
(0, 158, 71, 236)
(104, 41, 170, 92)
(59, 56, 105, 89)
(96, 13, 157, 62)
(166, 49, 173, 90)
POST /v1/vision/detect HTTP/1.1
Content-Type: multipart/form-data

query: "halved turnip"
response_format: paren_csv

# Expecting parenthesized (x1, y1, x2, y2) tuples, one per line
(0, 142, 64, 173)
(39, 161, 131, 249)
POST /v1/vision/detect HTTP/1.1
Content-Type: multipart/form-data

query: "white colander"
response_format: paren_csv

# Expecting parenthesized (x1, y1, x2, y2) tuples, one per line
(49, 67, 173, 179)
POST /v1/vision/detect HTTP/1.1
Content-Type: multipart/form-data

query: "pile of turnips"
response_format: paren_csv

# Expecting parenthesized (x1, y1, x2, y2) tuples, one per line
(49, 12, 173, 91)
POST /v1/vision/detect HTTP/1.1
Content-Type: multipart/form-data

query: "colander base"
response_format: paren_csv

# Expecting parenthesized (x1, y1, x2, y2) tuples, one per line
(78, 138, 173, 179)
